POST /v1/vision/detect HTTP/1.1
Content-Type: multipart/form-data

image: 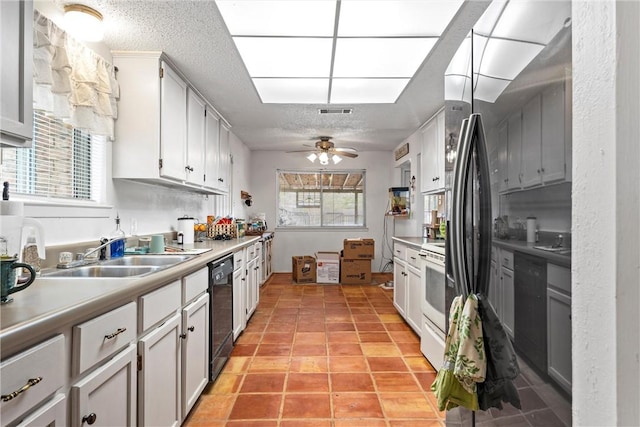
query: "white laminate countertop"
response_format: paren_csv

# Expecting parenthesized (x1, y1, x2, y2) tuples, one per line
(0, 236, 262, 359)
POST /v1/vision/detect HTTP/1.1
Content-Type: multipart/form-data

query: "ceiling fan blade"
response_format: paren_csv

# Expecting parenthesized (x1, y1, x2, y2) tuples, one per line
(286, 149, 318, 154)
(330, 149, 358, 158)
(334, 147, 358, 153)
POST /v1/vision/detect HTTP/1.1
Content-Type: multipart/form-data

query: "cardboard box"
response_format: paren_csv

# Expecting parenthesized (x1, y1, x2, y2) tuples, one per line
(340, 258, 372, 284)
(316, 252, 340, 284)
(343, 238, 375, 260)
(292, 256, 316, 283)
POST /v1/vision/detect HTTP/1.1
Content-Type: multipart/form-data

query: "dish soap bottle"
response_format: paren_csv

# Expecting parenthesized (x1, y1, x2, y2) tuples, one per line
(109, 214, 125, 258)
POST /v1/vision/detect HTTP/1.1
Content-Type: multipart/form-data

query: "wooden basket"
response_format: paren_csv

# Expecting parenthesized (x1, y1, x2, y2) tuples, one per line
(208, 222, 237, 239)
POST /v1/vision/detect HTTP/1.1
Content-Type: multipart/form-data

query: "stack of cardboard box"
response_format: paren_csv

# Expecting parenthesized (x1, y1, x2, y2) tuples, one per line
(340, 238, 374, 284)
(292, 255, 316, 283)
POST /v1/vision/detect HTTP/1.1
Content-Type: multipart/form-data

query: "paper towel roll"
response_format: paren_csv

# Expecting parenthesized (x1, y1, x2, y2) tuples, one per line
(527, 217, 537, 243)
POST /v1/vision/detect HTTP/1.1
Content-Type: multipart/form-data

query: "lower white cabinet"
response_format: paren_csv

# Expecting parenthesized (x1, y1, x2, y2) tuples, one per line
(233, 266, 246, 340)
(138, 312, 182, 427)
(181, 294, 209, 420)
(501, 262, 515, 339)
(15, 393, 66, 427)
(247, 256, 259, 319)
(406, 264, 422, 334)
(71, 344, 137, 427)
(393, 257, 407, 318)
(547, 263, 572, 393)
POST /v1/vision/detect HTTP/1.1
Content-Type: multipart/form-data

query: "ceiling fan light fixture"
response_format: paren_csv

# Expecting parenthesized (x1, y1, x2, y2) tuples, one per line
(332, 154, 342, 164)
(307, 153, 317, 162)
(319, 152, 329, 165)
(64, 4, 104, 42)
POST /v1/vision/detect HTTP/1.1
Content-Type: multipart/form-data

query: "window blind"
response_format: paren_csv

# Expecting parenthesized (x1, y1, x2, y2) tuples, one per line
(1, 110, 105, 202)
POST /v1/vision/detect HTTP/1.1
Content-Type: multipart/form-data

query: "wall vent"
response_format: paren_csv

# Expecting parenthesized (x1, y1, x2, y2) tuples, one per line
(318, 108, 353, 115)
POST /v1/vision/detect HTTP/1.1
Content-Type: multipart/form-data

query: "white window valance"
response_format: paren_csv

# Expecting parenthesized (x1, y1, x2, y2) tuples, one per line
(32, 10, 119, 139)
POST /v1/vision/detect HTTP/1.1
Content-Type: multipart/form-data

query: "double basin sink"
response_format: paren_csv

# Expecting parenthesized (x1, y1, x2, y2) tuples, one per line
(42, 255, 194, 279)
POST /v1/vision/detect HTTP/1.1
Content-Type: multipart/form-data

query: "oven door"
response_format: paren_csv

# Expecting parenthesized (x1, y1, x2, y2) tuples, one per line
(422, 256, 446, 334)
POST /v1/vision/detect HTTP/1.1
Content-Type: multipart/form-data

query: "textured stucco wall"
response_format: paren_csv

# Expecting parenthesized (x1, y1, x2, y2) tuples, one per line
(573, 1, 640, 425)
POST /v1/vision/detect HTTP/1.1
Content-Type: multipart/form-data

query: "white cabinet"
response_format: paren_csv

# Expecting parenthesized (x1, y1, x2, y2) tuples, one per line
(255, 241, 264, 285)
(547, 263, 572, 393)
(181, 294, 209, 420)
(500, 250, 515, 339)
(233, 267, 246, 340)
(521, 94, 542, 188)
(393, 242, 423, 335)
(186, 88, 207, 186)
(1, 0, 33, 147)
(393, 258, 407, 318)
(541, 83, 568, 183)
(488, 247, 502, 318)
(15, 393, 66, 427)
(496, 122, 509, 193)
(71, 344, 137, 427)
(507, 112, 522, 191)
(1, 335, 65, 426)
(216, 123, 231, 193)
(112, 51, 224, 195)
(247, 256, 258, 319)
(138, 312, 182, 427)
(205, 109, 220, 190)
(406, 264, 422, 334)
(421, 110, 445, 194)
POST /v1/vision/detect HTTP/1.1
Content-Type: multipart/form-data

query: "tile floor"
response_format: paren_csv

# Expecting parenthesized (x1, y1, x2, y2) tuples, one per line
(184, 273, 571, 427)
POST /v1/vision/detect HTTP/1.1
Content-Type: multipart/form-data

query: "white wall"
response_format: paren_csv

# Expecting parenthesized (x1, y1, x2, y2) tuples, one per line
(249, 151, 393, 272)
(229, 131, 252, 220)
(573, 1, 640, 425)
(392, 129, 425, 237)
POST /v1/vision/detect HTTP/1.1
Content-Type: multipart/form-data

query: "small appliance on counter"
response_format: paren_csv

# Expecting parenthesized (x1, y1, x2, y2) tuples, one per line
(177, 215, 195, 244)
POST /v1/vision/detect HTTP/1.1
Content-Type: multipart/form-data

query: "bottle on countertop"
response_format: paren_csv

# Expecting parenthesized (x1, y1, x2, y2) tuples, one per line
(22, 230, 42, 273)
(109, 214, 125, 258)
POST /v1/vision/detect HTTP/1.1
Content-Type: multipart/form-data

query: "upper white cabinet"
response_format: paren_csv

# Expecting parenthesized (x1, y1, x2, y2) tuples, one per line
(494, 82, 570, 194)
(112, 51, 228, 194)
(217, 123, 231, 193)
(421, 109, 445, 194)
(1, 0, 33, 147)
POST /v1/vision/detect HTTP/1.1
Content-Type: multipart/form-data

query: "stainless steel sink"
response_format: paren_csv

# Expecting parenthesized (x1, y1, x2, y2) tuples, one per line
(103, 255, 193, 267)
(43, 265, 163, 278)
(533, 246, 571, 256)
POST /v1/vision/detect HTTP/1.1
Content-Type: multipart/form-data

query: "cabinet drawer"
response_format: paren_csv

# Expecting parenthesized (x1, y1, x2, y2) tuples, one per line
(254, 242, 262, 259)
(393, 243, 407, 260)
(139, 280, 181, 332)
(548, 263, 571, 295)
(183, 267, 208, 304)
(73, 302, 137, 375)
(247, 244, 256, 260)
(501, 250, 514, 270)
(1, 335, 65, 426)
(15, 393, 66, 427)
(406, 247, 420, 269)
(233, 250, 244, 271)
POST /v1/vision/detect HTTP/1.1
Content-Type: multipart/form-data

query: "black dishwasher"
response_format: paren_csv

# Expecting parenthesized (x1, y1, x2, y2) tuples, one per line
(514, 252, 547, 374)
(209, 254, 234, 381)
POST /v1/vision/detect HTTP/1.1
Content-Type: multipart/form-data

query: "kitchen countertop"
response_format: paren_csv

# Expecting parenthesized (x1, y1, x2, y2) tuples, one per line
(392, 236, 571, 267)
(0, 236, 262, 359)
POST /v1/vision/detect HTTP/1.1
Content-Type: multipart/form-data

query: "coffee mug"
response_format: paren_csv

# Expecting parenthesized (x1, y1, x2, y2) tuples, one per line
(150, 235, 165, 253)
(1, 257, 36, 303)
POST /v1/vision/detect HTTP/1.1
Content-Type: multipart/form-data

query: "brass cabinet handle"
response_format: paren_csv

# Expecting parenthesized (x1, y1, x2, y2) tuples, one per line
(82, 413, 97, 425)
(105, 327, 127, 340)
(1, 377, 43, 402)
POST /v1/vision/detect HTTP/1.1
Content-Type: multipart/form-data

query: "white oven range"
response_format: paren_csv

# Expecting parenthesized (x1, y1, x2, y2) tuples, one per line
(419, 242, 446, 369)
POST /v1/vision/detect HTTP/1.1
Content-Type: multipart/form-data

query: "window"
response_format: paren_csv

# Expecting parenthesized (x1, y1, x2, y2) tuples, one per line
(1, 110, 106, 202)
(277, 169, 365, 228)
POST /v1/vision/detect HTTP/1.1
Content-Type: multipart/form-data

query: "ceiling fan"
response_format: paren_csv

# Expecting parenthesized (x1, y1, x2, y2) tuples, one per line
(287, 137, 358, 165)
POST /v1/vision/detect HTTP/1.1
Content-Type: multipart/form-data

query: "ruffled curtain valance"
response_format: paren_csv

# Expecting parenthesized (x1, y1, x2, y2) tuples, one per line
(32, 10, 119, 139)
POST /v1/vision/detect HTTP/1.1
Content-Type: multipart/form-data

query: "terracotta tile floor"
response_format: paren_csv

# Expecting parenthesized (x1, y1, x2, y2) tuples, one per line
(184, 272, 446, 426)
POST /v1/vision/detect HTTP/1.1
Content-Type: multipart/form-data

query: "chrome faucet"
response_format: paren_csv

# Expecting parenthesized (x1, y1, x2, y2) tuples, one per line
(57, 236, 127, 269)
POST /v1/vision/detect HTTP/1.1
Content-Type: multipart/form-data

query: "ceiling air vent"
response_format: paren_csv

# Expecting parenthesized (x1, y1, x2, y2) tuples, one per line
(318, 108, 353, 115)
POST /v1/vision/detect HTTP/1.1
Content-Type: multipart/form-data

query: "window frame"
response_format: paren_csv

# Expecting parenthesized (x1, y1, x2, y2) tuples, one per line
(276, 168, 367, 230)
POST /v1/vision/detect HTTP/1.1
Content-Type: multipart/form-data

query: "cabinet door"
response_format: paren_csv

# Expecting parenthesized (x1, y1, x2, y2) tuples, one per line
(15, 393, 66, 427)
(497, 122, 509, 193)
(421, 119, 439, 193)
(138, 312, 181, 427)
(488, 259, 502, 319)
(507, 112, 522, 190)
(204, 109, 220, 190)
(0, 0, 33, 147)
(393, 259, 407, 317)
(70, 344, 137, 427)
(233, 267, 246, 340)
(247, 257, 258, 318)
(186, 89, 206, 186)
(406, 265, 422, 334)
(181, 294, 209, 420)
(160, 62, 187, 181)
(217, 123, 230, 192)
(501, 266, 514, 339)
(435, 110, 445, 184)
(541, 83, 566, 183)
(547, 288, 572, 393)
(521, 94, 542, 188)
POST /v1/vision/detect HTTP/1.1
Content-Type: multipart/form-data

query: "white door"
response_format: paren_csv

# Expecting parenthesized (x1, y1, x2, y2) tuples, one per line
(70, 344, 137, 427)
(186, 89, 206, 186)
(421, 119, 439, 193)
(247, 257, 257, 318)
(160, 62, 187, 181)
(204, 110, 220, 190)
(138, 312, 181, 427)
(521, 94, 542, 188)
(393, 259, 407, 317)
(181, 294, 209, 420)
(507, 112, 522, 190)
(541, 83, 566, 183)
(16, 394, 66, 427)
(217, 123, 230, 192)
(501, 267, 515, 339)
(406, 265, 422, 334)
(233, 267, 246, 340)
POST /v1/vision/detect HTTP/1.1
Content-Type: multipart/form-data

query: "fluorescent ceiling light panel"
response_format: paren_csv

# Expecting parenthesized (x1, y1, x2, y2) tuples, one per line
(479, 38, 544, 80)
(492, 1, 571, 44)
(473, 0, 507, 36)
(473, 74, 511, 103)
(215, 0, 336, 36)
(444, 74, 472, 102)
(445, 36, 471, 75)
(253, 78, 329, 104)
(333, 38, 437, 78)
(330, 79, 409, 104)
(338, 0, 464, 36)
(233, 37, 332, 77)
